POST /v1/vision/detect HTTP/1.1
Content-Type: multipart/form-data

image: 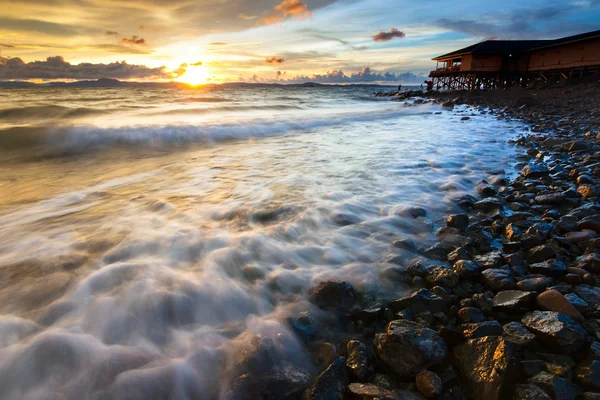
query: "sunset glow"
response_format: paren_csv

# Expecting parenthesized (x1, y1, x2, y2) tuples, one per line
(177, 65, 211, 86)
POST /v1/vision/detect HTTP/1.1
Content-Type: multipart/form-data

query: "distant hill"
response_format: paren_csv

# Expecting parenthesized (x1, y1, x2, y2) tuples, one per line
(0, 79, 397, 89)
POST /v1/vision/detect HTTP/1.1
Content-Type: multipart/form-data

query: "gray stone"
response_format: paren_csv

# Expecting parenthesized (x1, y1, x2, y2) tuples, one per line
(389, 289, 446, 314)
(482, 269, 516, 291)
(503, 321, 536, 346)
(522, 311, 591, 356)
(529, 371, 583, 400)
(303, 357, 347, 400)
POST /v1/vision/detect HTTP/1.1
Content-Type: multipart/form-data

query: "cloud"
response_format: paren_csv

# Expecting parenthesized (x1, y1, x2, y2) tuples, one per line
(0, 17, 84, 36)
(373, 28, 406, 42)
(276, 66, 425, 84)
(261, 0, 312, 25)
(301, 29, 367, 51)
(0, 55, 177, 81)
(121, 36, 146, 45)
(190, 61, 203, 66)
(0, 43, 14, 48)
(209, 42, 229, 46)
(238, 13, 258, 20)
(89, 44, 153, 55)
(105, 30, 119, 36)
(265, 56, 285, 64)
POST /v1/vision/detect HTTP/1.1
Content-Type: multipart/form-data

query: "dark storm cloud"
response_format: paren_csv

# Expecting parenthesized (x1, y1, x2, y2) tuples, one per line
(121, 36, 146, 45)
(373, 28, 405, 42)
(105, 30, 119, 36)
(265, 56, 285, 64)
(0, 55, 172, 80)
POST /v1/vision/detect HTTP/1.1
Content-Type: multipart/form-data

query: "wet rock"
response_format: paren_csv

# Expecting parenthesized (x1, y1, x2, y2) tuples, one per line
(426, 267, 459, 288)
(575, 360, 600, 392)
(346, 340, 369, 382)
(526, 245, 556, 263)
(374, 320, 447, 378)
(453, 336, 519, 400)
(308, 281, 356, 311)
(396, 206, 427, 219)
(453, 260, 484, 280)
(482, 269, 517, 291)
(458, 307, 485, 323)
(529, 260, 567, 277)
(288, 312, 316, 343)
(447, 214, 469, 232)
(522, 311, 591, 356)
(407, 259, 445, 277)
(575, 285, 600, 309)
(522, 164, 550, 179)
(517, 276, 554, 292)
(536, 290, 584, 322)
(476, 182, 497, 197)
(456, 194, 477, 209)
(564, 293, 590, 313)
(346, 383, 404, 400)
(353, 304, 384, 323)
(535, 193, 566, 205)
(461, 321, 503, 339)
(447, 247, 470, 263)
(578, 185, 599, 199)
(503, 321, 536, 346)
(415, 370, 442, 398)
(474, 250, 504, 269)
(565, 231, 596, 243)
(473, 197, 504, 211)
(578, 215, 600, 233)
(575, 254, 600, 274)
(557, 215, 579, 233)
(303, 357, 347, 400)
(514, 384, 552, 400)
(472, 293, 494, 313)
(493, 290, 536, 314)
(529, 371, 582, 400)
(389, 289, 446, 314)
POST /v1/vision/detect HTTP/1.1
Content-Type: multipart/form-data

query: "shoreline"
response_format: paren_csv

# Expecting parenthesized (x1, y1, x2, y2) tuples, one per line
(297, 82, 600, 399)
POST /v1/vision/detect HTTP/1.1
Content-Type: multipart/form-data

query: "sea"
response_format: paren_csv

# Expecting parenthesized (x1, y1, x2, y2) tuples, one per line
(0, 85, 527, 399)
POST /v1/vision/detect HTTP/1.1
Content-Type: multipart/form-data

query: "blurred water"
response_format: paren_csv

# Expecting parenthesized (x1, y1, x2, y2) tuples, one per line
(0, 85, 526, 399)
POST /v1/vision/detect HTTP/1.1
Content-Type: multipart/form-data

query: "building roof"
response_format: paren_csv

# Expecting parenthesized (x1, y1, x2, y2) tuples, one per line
(432, 29, 600, 61)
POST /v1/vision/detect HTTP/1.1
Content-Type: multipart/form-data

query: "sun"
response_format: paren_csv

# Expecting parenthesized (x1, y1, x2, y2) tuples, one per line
(178, 65, 210, 86)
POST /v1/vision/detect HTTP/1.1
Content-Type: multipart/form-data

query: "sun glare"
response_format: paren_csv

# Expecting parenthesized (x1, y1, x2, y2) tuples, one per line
(178, 65, 210, 86)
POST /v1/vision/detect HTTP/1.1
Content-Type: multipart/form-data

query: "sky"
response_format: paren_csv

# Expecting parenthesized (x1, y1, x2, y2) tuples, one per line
(0, 0, 599, 84)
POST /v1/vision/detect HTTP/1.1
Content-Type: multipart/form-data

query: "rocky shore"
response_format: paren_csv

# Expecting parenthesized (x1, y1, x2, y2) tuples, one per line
(226, 82, 600, 400)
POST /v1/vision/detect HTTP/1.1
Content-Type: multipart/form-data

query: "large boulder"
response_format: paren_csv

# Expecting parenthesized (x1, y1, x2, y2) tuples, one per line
(303, 357, 347, 400)
(374, 320, 447, 378)
(521, 311, 591, 356)
(453, 336, 519, 400)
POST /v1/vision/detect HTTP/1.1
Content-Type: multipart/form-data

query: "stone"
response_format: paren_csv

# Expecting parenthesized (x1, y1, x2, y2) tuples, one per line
(529, 371, 583, 400)
(447, 214, 469, 232)
(578, 215, 600, 233)
(493, 290, 536, 314)
(374, 320, 447, 378)
(503, 321, 536, 346)
(522, 164, 550, 179)
(575, 254, 600, 274)
(473, 197, 504, 212)
(426, 267, 459, 288)
(452, 260, 484, 280)
(389, 289, 446, 314)
(346, 383, 404, 400)
(482, 269, 517, 291)
(557, 215, 579, 233)
(447, 247, 470, 263)
(517, 276, 554, 292)
(308, 281, 356, 311)
(535, 193, 566, 205)
(578, 185, 598, 199)
(575, 360, 600, 392)
(346, 340, 369, 382)
(522, 311, 591, 356)
(566, 231, 596, 243)
(529, 260, 567, 277)
(576, 285, 600, 309)
(514, 384, 552, 400)
(458, 307, 485, 323)
(536, 290, 584, 322)
(526, 245, 556, 263)
(474, 251, 504, 269)
(564, 293, 590, 313)
(461, 321, 503, 339)
(415, 370, 442, 398)
(289, 312, 316, 343)
(453, 336, 519, 400)
(303, 357, 347, 400)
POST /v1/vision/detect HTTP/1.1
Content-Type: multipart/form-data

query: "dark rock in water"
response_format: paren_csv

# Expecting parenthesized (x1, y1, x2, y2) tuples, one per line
(389, 289, 446, 314)
(458, 307, 485, 323)
(396, 206, 427, 219)
(575, 360, 600, 391)
(456, 194, 477, 209)
(514, 384, 552, 400)
(493, 290, 536, 314)
(521, 311, 591, 356)
(464, 229, 495, 251)
(374, 320, 447, 378)
(393, 238, 418, 252)
(448, 247, 470, 263)
(415, 370, 443, 398)
(453, 260, 484, 280)
(461, 321, 503, 339)
(303, 357, 347, 400)
(442, 101, 455, 109)
(529, 259, 567, 277)
(529, 371, 582, 400)
(426, 267, 459, 288)
(453, 336, 519, 400)
(575, 285, 600, 309)
(346, 340, 370, 382)
(308, 280, 356, 311)
(407, 258, 445, 277)
(353, 304, 384, 323)
(503, 321, 536, 346)
(476, 182, 497, 197)
(536, 290, 584, 322)
(461, 116, 471, 121)
(482, 269, 517, 291)
(474, 250, 504, 269)
(517, 276, 554, 292)
(447, 214, 469, 232)
(346, 383, 406, 400)
(288, 312, 316, 343)
(526, 245, 556, 263)
(522, 164, 550, 179)
(473, 197, 504, 211)
(311, 342, 338, 370)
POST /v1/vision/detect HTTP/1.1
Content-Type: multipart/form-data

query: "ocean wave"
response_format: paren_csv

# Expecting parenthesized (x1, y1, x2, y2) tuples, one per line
(158, 104, 305, 115)
(182, 97, 231, 103)
(0, 105, 106, 121)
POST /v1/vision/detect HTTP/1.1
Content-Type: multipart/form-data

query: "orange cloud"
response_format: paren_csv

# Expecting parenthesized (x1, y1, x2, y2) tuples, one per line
(265, 56, 285, 64)
(121, 36, 146, 45)
(105, 30, 119, 36)
(373, 28, 406, 42)
(261, 0, 312, 25)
